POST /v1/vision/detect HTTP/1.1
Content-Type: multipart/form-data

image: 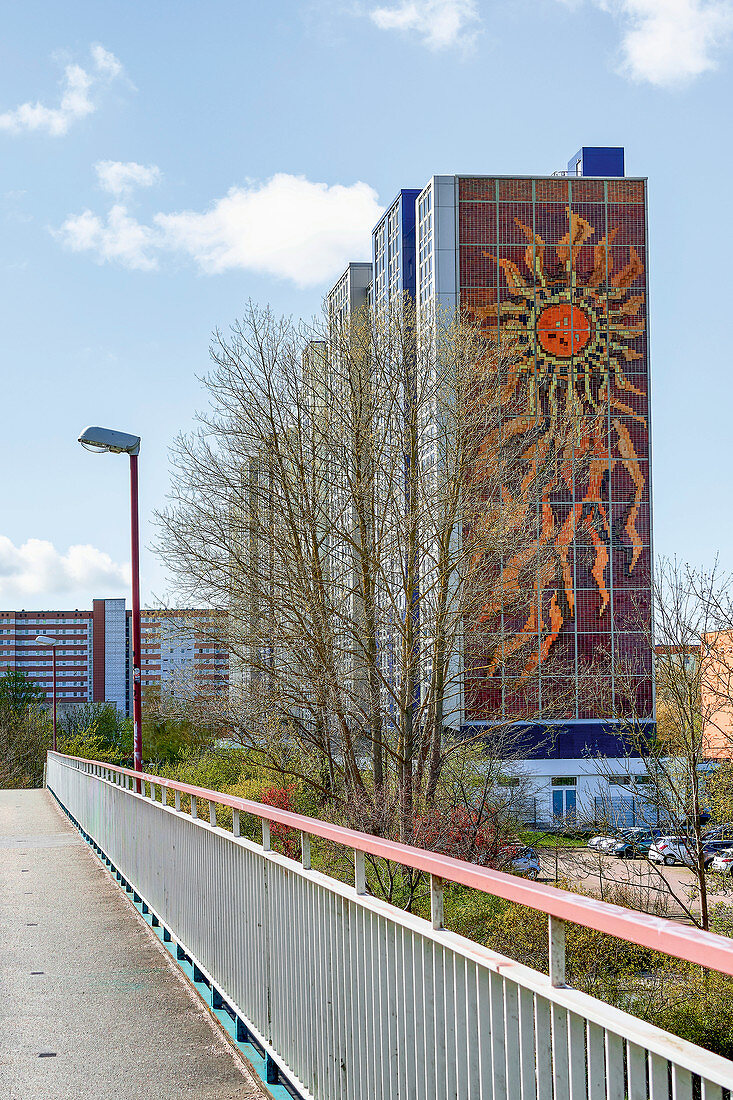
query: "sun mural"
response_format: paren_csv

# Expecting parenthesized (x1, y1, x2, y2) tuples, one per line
(464, 206, 648, 680)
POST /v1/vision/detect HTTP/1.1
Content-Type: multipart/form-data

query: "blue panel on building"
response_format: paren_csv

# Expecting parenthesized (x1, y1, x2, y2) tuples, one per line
(400, 189, 420, 301)
(567, 147, 625, 177)
(461, 720, 654, 760)
(372, 189, 421, 309)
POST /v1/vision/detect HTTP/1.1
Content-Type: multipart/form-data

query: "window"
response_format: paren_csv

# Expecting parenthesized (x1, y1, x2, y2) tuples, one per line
(551, 777, 577, 787)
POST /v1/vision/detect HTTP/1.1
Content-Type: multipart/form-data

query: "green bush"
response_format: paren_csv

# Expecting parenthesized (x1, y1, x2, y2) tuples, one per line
(57, 727, 122, 764)
(156, 743, 250, 790)
(0, 704, 50, 788)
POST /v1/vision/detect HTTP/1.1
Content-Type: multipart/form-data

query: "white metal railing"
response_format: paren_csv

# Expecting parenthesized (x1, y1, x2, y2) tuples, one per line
(47, 752, 733, 1099)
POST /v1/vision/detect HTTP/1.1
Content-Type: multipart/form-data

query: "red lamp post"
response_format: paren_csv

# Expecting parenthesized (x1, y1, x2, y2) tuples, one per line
(129, 450, 143, 776)
(78, 427, 143, 786)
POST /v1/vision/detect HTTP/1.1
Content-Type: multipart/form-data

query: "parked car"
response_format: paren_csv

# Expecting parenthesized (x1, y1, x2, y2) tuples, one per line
(710, 848, 733, 875)
(500, 846, 541, 880)
(678, 840, 733, 869)
(591, 829, 637, 853)
(608, 828, 664, 859)
(588, 833, 615, 850)
(703, 824, 733, 843)
(597, 831, 630, 853)
(648, 837, 691, 866)
(598, 827, 648, 854)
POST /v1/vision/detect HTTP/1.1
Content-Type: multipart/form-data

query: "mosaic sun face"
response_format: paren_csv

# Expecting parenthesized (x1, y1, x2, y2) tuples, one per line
(536, 302, 591, 357)
(484, 211, 646, 423)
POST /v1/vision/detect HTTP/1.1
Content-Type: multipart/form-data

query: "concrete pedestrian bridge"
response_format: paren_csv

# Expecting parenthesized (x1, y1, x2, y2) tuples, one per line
(0, 788, 263, 1100)
(3, 752, 733, 1099)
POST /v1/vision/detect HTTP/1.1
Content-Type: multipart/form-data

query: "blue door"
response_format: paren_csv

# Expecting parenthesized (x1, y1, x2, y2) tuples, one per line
(553, 788, 576, 820)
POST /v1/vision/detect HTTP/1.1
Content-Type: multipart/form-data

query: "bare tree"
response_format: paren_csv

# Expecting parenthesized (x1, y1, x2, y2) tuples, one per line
(157, 299, 590, 845)
(590, 558, 733, 928)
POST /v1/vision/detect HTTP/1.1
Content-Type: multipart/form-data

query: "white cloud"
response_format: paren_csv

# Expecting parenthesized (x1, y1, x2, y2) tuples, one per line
(368, 0, 480, 49)
(0, 44, 125, 136)
(54, 204, 159, 271)
(95, 160, 161, 196)
(155, 175, 383, 283)
(55, 173, 383, 287)
(0, 536, 130, 605)
(90, 44, 123, 80)
(563, 1, 733, 86)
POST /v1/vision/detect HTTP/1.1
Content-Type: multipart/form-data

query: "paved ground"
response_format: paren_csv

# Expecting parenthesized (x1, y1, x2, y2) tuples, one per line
(0, 789, 266, 1100)
(540, 847, 733, 918)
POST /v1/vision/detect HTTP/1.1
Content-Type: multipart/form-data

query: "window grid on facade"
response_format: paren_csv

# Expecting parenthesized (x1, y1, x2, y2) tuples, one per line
(417, 186, 433, 310)
(447, 176, 652, 727)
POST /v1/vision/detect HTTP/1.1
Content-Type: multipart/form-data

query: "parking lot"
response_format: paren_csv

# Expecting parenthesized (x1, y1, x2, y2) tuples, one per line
(539, 846, 733, 920)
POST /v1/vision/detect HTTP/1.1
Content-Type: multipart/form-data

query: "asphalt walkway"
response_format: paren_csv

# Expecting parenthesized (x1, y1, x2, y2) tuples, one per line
(0, 789, 265, 1100)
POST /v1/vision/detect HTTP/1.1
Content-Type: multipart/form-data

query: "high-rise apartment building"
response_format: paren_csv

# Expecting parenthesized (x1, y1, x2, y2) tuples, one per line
(415, 161, 651, 731)
(324, 146, 654, 818)
(0, 600, 228, 715)
(326, 262, 373, 332)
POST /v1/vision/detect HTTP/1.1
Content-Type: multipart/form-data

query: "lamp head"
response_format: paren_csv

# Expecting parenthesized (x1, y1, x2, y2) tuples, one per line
(78, 426, 141, 455)
(35, 635, 59, 646)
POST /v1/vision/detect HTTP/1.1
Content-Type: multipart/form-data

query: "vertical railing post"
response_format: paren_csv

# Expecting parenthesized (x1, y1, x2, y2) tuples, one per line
(209, 801, 217, 827)
(430, 874, 444, 930)
(174, 789, 181, 812)
(549, 915, 566, 987)
(355, 849, 366, 895)
(262, 820, 271, 851)
(233, 809, 240, 837)
(301, 832, 311, 870)
(191, 796, 197, 820)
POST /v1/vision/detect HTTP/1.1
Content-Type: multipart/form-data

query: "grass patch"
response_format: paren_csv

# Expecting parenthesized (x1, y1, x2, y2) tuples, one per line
(520, 829, 587, 848)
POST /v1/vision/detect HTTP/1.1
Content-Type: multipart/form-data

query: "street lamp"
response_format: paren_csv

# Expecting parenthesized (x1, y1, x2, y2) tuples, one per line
(35, 635, 60, 751)
(78, 426, 143, 782)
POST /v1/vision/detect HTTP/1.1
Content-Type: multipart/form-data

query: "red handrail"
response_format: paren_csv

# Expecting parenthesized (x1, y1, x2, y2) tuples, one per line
(49, 751, 733, 979)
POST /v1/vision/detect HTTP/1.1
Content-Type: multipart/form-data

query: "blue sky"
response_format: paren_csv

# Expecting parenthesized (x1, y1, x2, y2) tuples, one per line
(1, 0, 733, 608)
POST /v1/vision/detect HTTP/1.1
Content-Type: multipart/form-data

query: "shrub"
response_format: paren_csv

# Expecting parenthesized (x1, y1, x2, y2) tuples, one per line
(0, 704, 50, 788)
(413, 804, 510, 867)
(260, 783, 299, 858)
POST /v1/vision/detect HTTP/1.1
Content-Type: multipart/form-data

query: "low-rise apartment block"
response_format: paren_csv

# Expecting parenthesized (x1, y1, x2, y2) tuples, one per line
(0, 599, 228, 715)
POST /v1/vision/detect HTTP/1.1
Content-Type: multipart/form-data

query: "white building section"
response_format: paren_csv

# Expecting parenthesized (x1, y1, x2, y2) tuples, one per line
(140, 609, 229, 697)
(104, 598, 128, 713)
